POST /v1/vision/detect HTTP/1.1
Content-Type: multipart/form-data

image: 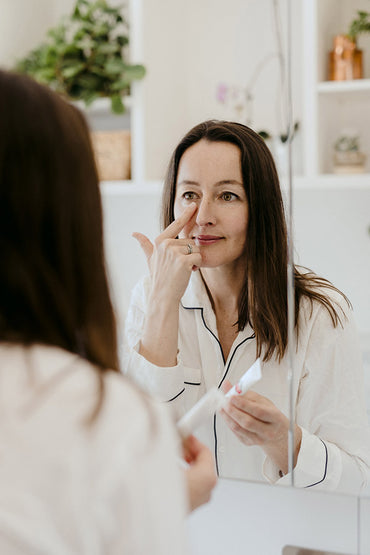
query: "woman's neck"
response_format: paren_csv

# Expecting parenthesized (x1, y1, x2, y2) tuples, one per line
(200, 265, 244, 314)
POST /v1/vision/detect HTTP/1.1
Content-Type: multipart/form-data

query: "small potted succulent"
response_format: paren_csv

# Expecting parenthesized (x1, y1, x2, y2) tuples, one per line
(333, 130, 366, 174)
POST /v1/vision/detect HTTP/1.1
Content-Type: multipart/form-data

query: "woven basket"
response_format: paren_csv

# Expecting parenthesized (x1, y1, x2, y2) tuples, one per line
(91, 130, 131, 181)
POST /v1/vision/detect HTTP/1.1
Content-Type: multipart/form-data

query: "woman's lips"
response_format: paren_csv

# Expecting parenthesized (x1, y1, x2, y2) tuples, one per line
(195, 235, 222, 246)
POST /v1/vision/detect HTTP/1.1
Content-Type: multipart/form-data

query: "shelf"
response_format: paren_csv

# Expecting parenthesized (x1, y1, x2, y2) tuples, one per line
(72, 96, 133, 113)
(317, 79, 370, 95)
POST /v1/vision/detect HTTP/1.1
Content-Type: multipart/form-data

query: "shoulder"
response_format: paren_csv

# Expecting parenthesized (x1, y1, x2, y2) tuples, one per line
(299, 281, 351, 323)
(25, 345, 177, 460)
(297, 282, 357, 349)
(72, 355, 178, 454)
(97, 370, 179, 459)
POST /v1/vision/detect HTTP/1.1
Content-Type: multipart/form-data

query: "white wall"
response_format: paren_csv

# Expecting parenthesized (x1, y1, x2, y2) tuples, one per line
(0, 0, 303, 180)
(0, 0, 127, 67)
(140, 0, 303, 180)
(0, 0, 72, 68)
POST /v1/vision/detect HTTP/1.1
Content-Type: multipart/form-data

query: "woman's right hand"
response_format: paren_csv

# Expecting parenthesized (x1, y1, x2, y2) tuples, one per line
(182, 435, 217, 512)
(133, 203, 202, 304)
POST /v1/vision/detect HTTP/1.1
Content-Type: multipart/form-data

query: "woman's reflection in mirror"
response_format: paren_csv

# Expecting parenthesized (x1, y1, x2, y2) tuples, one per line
(125, 120, 370, 493)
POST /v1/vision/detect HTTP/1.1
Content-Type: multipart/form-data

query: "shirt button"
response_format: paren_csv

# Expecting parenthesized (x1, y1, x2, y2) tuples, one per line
(219, 445, 225, 454)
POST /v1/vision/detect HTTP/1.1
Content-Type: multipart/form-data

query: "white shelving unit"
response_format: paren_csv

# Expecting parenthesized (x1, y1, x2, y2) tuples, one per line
(295, 1, 370, 339)
(302, 0, 370, 182)
(317, 77, 370, 94)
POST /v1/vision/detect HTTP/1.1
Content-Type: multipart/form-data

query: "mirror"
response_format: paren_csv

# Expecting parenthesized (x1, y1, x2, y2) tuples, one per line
(1, 0, 369, 496)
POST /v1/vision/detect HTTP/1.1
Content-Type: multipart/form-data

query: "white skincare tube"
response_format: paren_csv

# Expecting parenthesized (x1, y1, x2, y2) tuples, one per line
(225, 358, 261, 398)
(177, 387, 226, 439)
(177, 358, 261, 438)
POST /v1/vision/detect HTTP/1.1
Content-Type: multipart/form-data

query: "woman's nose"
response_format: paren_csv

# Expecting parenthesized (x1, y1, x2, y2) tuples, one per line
(195, 198, 216, 226)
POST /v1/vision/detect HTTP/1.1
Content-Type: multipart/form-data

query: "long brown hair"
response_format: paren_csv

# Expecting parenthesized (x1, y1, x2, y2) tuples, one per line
(0, 70, 119, 376)
(162, 120, 349, 361)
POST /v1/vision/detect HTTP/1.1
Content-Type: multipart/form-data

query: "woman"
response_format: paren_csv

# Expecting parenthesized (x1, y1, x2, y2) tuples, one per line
(125, 120, 370, 493)
(0, 70, 216, 554)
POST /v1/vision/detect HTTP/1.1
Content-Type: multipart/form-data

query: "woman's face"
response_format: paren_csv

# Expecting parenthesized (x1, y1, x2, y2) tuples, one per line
(174, 139, 248, 270)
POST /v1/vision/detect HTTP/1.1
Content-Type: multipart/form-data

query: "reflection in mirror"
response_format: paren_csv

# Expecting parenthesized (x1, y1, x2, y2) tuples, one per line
(121, 0, 370, 494)
(123, 0, 370, 494)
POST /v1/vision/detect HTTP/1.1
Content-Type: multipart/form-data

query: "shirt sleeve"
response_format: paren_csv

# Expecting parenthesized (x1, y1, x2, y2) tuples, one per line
(122, 277, 190, 410)
(263, 296, 370, 493)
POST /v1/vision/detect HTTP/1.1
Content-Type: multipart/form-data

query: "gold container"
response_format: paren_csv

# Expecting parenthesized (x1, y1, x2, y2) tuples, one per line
(328, 34, 363, 81)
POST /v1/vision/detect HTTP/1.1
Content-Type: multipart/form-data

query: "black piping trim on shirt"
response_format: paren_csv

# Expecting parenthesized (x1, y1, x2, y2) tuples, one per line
(200, 309, 227, 365)
(182, 305, 226, 364)
(213, 413, 219, 475)
(166, 388, 185, 402)
(304, 439, 328, 488)
(217, 333, 256, 390)
(184, 381, 201, 386)
(213, 333, 256, 475)
(182, 304, 256, 476)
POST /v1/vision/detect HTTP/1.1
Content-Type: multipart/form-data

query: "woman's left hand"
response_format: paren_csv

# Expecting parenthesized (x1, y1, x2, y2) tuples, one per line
(220, 383, 302, 475)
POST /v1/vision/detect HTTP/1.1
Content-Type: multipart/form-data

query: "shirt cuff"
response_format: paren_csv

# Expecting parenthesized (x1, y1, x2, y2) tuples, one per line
(262, 427, 333, 488)
(124, 342, 185, 402)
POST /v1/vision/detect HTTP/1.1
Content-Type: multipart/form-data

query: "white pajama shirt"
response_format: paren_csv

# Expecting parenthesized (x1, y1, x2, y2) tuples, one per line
(0, 344, 188, 554)
(124, 271, 370, 494)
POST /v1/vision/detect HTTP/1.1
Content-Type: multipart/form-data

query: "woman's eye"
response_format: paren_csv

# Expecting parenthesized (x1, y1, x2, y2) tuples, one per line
(221, 192, 237, 201)
(183, 192, 197, 200)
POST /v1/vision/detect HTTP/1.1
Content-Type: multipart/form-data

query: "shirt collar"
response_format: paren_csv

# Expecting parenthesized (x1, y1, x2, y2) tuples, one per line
(181, 270, 255, 340)
(181, 270, 210, 309)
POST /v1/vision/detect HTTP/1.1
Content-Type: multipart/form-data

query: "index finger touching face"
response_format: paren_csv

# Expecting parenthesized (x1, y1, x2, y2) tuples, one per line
(161, 202, 197, 240)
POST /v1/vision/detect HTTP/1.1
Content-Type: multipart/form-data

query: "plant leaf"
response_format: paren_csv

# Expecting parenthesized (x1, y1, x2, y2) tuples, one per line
(111, 94, 125, 114)
(122, 64, 146, 80)
(105, 57, 126, 74)
(60, 62, 86, 79)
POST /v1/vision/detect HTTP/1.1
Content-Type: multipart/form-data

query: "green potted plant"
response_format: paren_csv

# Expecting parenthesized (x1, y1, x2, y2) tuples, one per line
(348, 10, 370, 42)
(15, 0, 146, 114)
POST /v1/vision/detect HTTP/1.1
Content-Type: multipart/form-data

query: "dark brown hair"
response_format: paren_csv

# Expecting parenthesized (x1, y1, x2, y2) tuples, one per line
(162, 120, 348, 361)
(0, 70, 119, 377)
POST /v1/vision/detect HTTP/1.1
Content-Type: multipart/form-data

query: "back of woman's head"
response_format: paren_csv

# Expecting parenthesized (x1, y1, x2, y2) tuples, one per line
(0, 70, 119, 371)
